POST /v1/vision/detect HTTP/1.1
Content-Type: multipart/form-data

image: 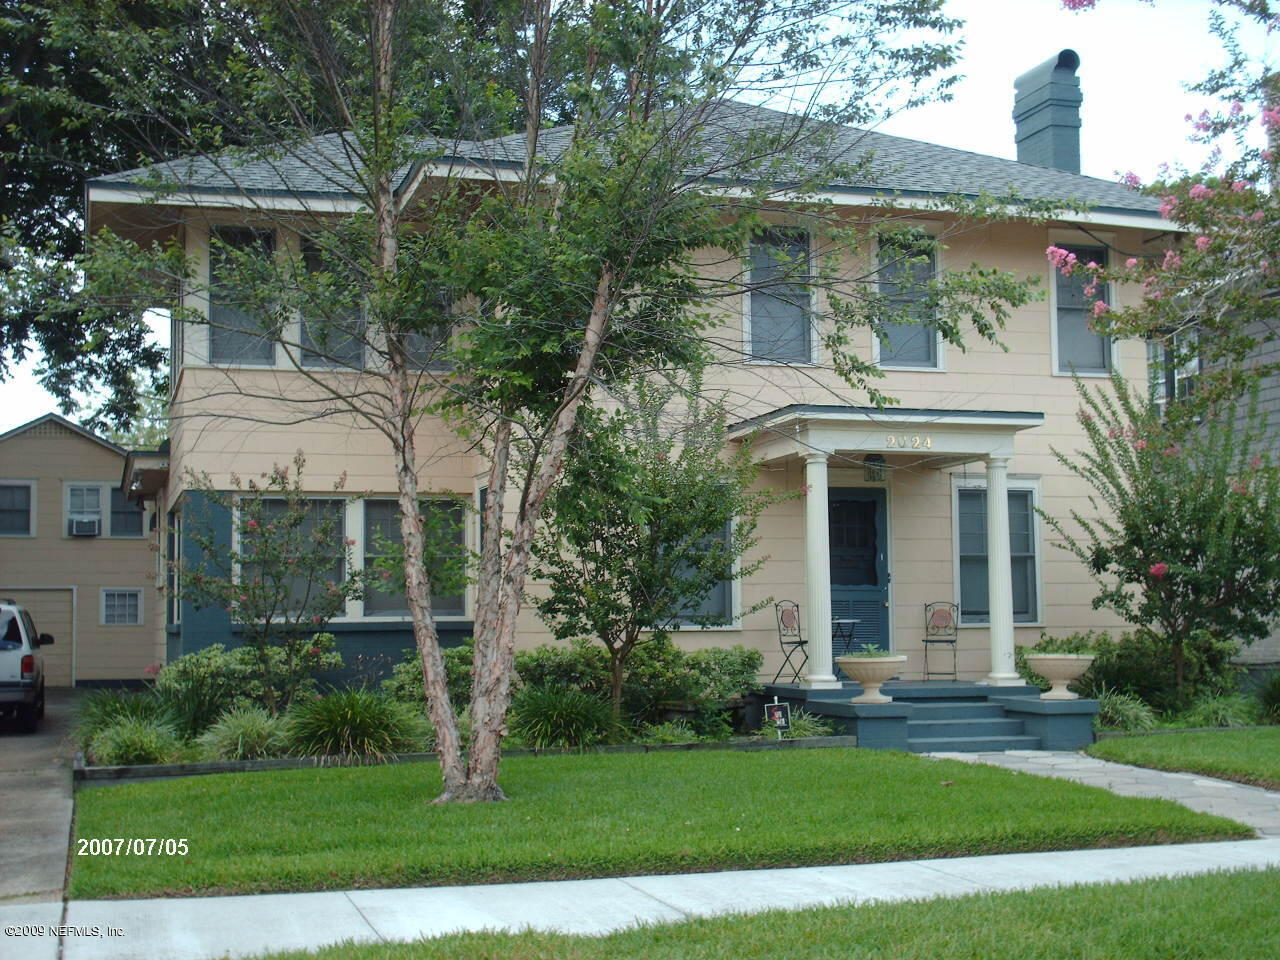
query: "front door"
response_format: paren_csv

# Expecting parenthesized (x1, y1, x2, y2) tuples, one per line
(829, 488, 889, 658)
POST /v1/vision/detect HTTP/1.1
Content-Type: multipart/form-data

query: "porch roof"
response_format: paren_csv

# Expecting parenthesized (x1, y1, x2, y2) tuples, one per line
(727, 403, 1046, 468)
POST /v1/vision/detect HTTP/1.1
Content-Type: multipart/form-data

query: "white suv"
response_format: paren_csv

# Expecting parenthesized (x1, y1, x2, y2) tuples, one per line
(0, 600, 54, 732)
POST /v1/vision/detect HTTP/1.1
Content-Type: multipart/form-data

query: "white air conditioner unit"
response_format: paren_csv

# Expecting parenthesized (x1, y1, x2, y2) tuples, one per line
(70, 518, 101, 537)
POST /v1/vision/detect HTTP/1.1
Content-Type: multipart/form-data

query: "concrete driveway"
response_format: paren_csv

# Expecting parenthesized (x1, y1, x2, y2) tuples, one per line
(0, 688, 77, 903)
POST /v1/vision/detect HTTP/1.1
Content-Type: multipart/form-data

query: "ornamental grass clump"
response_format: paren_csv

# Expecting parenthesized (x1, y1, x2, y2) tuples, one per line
(89, 718, 183, 766)
(285, 689, 431, 763)
(509, 685, 615, 750)
(1094, 686, 1157, 732)
(1175, 694, 1263, 729)
(197, 705, 289, 761)
(75, 689, 174, 752)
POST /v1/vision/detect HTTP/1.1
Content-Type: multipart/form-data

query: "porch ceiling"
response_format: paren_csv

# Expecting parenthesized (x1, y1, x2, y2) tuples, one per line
(726, 403, 1045, 468)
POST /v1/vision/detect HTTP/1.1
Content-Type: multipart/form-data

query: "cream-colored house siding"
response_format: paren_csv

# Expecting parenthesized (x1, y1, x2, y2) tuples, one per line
(152, 200, 1157, 682)
(0, 419, 159, 684)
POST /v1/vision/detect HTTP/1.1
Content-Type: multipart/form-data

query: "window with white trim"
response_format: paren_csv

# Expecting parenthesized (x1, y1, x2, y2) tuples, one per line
(241, 498, 346, 611)
(1148, 331, 1199, 410)
(748, 230, 812, 363)
(877, 236, 939, 368)
(0, 481, 34, 536)
(363, 498, 466, 617)
(674, 519, 734, 626)
(209, 226, 276, 365)
(956, 484, 1040, 624)
(301, 239, 365, 369)
(1055, 244, 1111, 374)
(102, 588, 143, 625)
(110, 487, 144, 537)
(67, 484, 103, 536)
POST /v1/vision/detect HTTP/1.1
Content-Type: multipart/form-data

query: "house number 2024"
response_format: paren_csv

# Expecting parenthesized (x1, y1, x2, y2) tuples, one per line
(885, 434, 932, 449)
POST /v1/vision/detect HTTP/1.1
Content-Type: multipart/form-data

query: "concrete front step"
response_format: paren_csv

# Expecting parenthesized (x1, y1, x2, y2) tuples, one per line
(907, 734, 1042, 752)
(900, 702, 1007, 720)
(906, 718, 1027, 739)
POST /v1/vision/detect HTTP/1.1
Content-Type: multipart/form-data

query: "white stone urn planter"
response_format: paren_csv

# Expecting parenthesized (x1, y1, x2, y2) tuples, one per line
(1024, 654, 1096, 700)
(835, 654, 909, 704)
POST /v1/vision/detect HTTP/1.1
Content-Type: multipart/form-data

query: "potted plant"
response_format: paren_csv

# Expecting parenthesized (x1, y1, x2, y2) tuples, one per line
(1023, 652, 1096, 700)
(834, 647, 909, 704)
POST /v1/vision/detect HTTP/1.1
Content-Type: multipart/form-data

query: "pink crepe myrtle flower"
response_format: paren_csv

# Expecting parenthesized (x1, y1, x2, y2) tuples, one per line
(1162, 250, 1182, 271)
(1252, 210, 1265, 221)
(1107, 427, 1121, 439)
(1250, 455, 1264, 470)
(245, 519, 259, 530)
(1230, 101, 1244, 117)
(1079, 411, 1093, 422)
(1091, 300, 1109, 319)
(311, 615, 323, 626)
(1132, 438, 1148, 451)
(1125, 257, 1139, 269)
(1163, 445, 1181, 457)
(1148, 562, 1169, 579)
(1232, 180, 1250, 192)
(1045, 245, 1079, 276)
(1263, 151, 1274, 162)
(1061, 0, 1096, 9)
(1231, 479, 1249, 495)
(1262, 106, 1280, 130)
(345, 538, 357, 547)
(1193, 111, 1213, 133)
(1119, 171, 1142, 189)
(1195, 236, 1211, 252)
(1159, 196, 1179, 218)
(1188, 183, 1213, 200)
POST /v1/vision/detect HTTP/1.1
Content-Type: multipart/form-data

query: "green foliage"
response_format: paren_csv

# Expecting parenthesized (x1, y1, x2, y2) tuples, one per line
(636, 720, 704, 744)
(1041, 378, 1280, 696)
(683, 647, 764, 701)
(1173, 694, 1263, 729)
(754, 707, 836, 740)
(383, 644, 474, 708)
(197, 706, 289, 762)
(152, 644, 254, 738)
(1094, 687, 1158, 733)
(285, 690, 431, 762)
(180, 454, 357, 712)
(89, 718, 183, 766)
(533, 387, 783, 716)
(75, 689, 173, 752)
(1257, 672, 1280, 723)
(508, 686, 615, 750)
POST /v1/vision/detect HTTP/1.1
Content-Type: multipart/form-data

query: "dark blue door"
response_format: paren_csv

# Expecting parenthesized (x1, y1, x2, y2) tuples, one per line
(829, 487, 889, 660)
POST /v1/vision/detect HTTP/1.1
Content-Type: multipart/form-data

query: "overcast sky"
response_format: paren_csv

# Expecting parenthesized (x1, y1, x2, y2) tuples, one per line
(1, 0, 1271, 434)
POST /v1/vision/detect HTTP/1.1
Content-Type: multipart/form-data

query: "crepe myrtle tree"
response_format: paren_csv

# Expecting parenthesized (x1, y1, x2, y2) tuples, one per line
(1057, 0, 1279, 419)
(1041, 375, 1280, 698)
(532, 387, 784, 719)
(179, 451, 362, 714)
(75, 0, 1045, 802)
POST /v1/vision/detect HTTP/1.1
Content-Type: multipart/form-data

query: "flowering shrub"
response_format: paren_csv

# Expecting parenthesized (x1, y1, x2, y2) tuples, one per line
(179, 452, 361, 712)
(1042, 376, 1280, 700)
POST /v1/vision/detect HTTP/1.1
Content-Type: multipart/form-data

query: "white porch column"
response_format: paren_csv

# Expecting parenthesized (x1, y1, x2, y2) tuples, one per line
(802, 452, 840, 688)
(982, 456, 1021, 685)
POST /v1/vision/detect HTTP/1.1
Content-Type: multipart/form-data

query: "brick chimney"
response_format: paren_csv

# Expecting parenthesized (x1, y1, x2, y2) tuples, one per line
(1013, 50, 1082, 174)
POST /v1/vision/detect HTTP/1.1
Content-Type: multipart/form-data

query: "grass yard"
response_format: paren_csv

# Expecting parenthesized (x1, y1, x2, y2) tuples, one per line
(249, 867, 1280, 960)
(70, 748, 1250, 899)
(1088, 728, 1280, 789)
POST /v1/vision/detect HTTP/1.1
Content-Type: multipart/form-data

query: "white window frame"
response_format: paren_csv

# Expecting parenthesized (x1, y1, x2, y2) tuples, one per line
(0, 479, 37, 537)
(62, 482, 146, 538)
(743, 228, 817, 366)
(872, 229, 946, 372)
(1049, 229, 1120, 378)
(101, 587, 144, 626)
(670, 515, 743, 632)
(951, 474, 1044, 628)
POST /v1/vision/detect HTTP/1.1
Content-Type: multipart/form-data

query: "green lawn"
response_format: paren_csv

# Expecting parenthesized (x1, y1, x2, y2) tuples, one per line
(70, 749, 1250, 899)
(1088, 728, 1280, 789)
(254, 868, 1280, 960)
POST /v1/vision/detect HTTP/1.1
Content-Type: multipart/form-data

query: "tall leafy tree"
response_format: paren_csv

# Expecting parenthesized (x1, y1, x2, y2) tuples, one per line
(77, 0, 1039, 802)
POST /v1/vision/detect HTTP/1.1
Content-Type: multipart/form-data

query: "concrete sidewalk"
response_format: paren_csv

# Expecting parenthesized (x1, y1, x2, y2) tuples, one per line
(3, 748, 1279, 960)
(0, 839, 1275, 960)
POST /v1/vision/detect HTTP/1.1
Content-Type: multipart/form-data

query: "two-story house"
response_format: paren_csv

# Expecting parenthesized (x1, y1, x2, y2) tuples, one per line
(88, 51, 1179, 688)
(0, 414, 159, 685)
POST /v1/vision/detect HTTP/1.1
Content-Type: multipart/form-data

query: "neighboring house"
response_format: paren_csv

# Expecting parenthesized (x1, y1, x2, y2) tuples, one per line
(91, 51, 1186, 685)
(0, 414, 160, 686)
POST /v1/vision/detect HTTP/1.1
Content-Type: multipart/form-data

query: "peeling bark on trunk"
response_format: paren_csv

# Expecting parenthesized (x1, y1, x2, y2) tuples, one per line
(463, 268, 615, 797)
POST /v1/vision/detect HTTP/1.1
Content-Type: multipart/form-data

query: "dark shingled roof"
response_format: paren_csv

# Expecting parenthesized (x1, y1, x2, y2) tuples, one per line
(89, 101, 1162, 218)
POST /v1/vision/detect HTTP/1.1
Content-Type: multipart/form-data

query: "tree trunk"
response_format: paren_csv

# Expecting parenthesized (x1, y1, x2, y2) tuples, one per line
(463, 269, 615, 797)
(609, 649, 625, 720)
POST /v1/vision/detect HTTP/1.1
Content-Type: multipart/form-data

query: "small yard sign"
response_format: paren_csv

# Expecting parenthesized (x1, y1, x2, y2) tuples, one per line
(766, 697, 791, 739)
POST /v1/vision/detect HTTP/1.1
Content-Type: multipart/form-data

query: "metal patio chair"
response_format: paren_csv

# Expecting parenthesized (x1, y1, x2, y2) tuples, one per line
(772, 600, 808, 683)
(923, 601, 959, 680)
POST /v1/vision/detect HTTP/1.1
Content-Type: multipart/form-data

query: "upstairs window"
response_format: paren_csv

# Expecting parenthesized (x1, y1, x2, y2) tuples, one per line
(1055, 244, 1111, 374)
(0, 482, 33, 536)
(210, 227, 276, 365)
(748, 230, 812, 363)
(301, 241, 365, 369)
(67, 485, 102, 536)
(877, 237, 939, 368)
(110, 488, 144, 537)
